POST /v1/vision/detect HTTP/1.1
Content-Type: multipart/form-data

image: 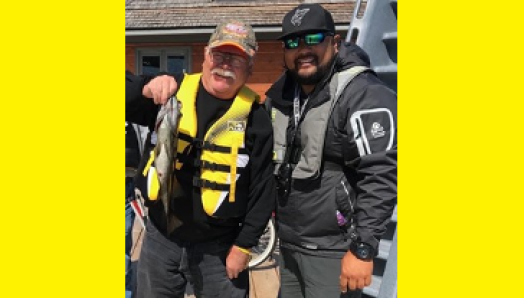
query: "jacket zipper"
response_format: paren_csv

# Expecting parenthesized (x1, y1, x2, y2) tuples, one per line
(340, 180, 354, 213)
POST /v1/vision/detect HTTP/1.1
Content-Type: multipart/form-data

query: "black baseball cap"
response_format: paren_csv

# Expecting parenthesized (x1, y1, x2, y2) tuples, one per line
(278, 3, 335, 40)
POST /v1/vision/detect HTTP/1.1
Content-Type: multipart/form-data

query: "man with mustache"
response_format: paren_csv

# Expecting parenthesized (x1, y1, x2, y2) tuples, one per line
(265, 4, 397, 298)
(126, 19, 275, 298)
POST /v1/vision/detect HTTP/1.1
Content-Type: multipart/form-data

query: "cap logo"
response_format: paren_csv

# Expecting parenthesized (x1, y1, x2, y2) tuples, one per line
(291, 8, 310, 26)
(224, 23, 248, 36)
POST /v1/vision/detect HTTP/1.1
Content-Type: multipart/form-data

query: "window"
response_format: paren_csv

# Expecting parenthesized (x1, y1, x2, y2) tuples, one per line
(136, 48, 191, 75)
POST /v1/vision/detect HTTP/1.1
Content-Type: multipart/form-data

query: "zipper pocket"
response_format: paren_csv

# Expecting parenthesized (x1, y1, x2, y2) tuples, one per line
(340, 180, 354, 213)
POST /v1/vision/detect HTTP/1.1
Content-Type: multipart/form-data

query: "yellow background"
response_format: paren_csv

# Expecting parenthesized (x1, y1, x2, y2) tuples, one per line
(0, 1, 122, 297)
(400, 1, 524, 297)
(0, 0, 523, 297)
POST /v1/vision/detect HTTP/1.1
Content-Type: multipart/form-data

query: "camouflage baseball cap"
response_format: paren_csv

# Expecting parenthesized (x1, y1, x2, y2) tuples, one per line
(208, 19, 258, 58)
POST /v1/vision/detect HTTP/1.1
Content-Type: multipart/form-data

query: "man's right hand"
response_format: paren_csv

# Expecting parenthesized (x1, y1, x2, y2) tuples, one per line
(142, 75, 178, 105)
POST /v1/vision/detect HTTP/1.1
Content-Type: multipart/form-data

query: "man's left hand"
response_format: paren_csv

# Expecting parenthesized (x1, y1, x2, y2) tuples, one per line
(226, 245, 250, 279)
(340, 251, 373, 292)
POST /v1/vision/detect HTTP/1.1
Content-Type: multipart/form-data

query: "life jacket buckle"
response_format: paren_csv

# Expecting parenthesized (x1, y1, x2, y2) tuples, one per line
(193, 177, 220, 189)
(193, 139, 205, 149)
(193, 139, 217, 151)
(205, 180, 218, 189)
(202, 160, 219, 171)
(202, 142, 217, 151)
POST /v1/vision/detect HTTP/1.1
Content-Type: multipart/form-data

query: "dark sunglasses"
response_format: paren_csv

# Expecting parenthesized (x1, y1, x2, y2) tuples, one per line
(283, 32, 334, 50)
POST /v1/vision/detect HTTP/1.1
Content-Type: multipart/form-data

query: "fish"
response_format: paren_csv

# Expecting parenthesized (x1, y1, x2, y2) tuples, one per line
(154, 96, 183, 234)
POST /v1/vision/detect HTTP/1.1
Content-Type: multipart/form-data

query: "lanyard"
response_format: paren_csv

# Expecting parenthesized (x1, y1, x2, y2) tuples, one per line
(293, 85, 309, 127)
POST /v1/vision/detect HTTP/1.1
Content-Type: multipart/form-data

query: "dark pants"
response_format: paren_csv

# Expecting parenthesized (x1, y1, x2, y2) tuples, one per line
(279, 247, 362, 298)
(136, 220, 249, 298)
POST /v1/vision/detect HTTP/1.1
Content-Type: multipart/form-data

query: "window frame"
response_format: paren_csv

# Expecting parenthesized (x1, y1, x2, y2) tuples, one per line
(135, 47, 192, 75)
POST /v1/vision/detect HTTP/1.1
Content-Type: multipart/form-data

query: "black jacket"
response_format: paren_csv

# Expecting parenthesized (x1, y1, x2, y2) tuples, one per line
(125, 71, 276, 248)
(265, 43, 397, 254)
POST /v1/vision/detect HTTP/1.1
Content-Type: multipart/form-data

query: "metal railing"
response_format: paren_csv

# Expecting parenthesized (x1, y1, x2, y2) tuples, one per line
(346, 1, 397, 297)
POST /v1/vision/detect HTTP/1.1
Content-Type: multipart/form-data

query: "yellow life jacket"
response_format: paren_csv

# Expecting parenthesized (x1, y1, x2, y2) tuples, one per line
(176, 73, 258, 217)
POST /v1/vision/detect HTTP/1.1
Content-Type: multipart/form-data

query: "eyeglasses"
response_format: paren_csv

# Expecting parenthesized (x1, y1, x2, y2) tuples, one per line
(209, 51, 249, 69)
(283, 32, 333, 50)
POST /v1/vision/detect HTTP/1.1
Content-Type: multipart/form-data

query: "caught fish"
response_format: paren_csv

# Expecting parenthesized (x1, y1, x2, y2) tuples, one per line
(154, 96, 183, 234)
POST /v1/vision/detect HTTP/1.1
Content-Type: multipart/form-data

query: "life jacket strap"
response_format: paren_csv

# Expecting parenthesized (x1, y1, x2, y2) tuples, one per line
(193, 159, 246, 174)
(192, 138, 248, 154)
(192, 177, 230, 191)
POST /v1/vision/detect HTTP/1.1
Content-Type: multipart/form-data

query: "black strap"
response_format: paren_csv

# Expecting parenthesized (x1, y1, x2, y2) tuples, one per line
(192, 177, 230, 191)
(264, 97, 272, 117)
(179, 133, 249, 154)
(281, 84, 309, 166)
(193, 159, 246, 174)
(178, 133, 193, 143)
(192, 138, 248, 154)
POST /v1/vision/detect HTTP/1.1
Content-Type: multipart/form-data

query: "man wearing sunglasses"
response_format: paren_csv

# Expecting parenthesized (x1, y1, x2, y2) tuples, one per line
(126, 19, 275, 298)
(265, 4, 397, 298)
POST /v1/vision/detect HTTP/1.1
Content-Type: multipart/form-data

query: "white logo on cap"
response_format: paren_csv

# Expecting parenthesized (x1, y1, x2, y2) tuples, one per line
(291, 8, 310, 26)
(225, 23, 247, 35)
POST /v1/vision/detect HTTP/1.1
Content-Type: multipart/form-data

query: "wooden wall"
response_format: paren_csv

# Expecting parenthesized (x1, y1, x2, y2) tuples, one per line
(126, 41, 285, 99)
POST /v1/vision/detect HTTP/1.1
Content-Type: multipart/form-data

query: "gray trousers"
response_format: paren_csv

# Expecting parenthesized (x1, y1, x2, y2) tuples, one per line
(136, 220, 248, 298)
(279, 247, 362, 298)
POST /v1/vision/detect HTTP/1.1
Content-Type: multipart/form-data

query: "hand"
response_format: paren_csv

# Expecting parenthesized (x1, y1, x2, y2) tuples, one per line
(340, 251, 373, 292)
(142, 75, 178, 105)
(226, 245, 250, 279)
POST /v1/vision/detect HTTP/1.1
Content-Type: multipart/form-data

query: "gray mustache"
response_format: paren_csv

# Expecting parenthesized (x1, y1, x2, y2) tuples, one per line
(211, 68, 237, 80)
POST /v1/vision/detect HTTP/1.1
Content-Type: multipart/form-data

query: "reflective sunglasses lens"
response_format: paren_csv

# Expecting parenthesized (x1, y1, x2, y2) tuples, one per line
(304, 33, 325, 46)
(284, 37, 300, 49)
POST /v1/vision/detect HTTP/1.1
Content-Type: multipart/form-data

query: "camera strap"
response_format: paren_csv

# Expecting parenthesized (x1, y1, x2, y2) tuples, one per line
(283, 85, 310, 165)
(293, 85, 309, 127)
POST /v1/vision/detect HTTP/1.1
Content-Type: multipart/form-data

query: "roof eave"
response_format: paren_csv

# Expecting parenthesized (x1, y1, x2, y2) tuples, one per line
(125, 25, 349, 37)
